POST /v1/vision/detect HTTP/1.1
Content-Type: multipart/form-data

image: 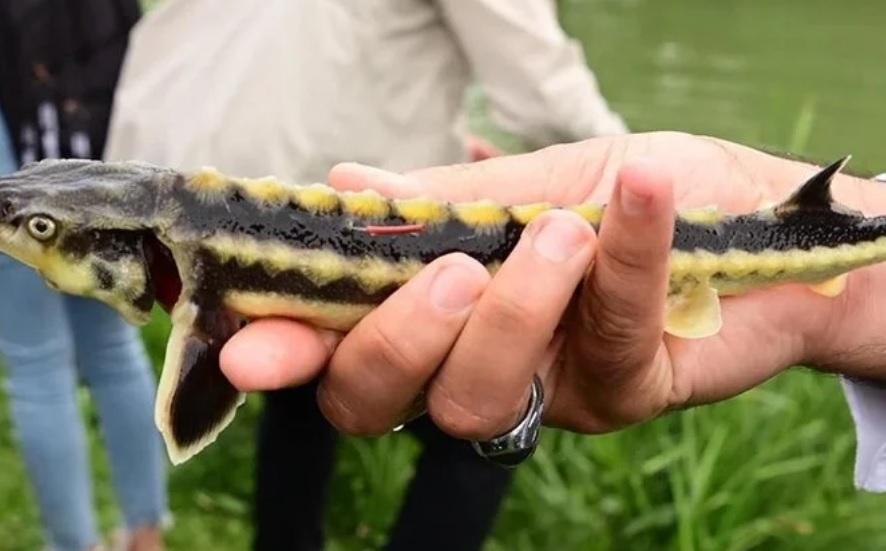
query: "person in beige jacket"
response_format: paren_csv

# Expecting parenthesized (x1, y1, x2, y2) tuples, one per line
(104, 1, 628, 549)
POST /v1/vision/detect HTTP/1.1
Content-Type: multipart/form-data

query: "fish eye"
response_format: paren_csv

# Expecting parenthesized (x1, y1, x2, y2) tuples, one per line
(27, 215, 57, 241)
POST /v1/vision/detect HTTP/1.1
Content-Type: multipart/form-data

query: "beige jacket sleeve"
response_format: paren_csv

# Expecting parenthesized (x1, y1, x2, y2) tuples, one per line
(436, 0, 628, 149)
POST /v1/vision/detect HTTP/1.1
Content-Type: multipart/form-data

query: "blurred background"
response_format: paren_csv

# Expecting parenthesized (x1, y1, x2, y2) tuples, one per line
(2, 0, 886, 549)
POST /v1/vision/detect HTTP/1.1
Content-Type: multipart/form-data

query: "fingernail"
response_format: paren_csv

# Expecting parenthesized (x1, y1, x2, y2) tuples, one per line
(619, 184, 651, 216)
(531, 213, 590, 263)
(430, 263, 485, 312)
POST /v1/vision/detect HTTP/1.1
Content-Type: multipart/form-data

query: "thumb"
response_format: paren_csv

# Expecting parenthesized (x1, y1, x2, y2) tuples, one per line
(563, 158, 675, 423)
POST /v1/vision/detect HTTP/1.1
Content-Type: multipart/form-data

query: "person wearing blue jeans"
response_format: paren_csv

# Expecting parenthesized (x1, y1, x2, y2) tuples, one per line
(0, 112, 169, 551)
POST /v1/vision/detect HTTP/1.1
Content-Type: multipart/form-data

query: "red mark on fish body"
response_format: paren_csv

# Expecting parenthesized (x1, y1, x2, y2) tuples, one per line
(364, 223, 426, 236)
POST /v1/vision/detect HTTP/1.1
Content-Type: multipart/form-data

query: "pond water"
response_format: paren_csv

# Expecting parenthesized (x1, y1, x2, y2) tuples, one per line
(557, 0, 886, 173)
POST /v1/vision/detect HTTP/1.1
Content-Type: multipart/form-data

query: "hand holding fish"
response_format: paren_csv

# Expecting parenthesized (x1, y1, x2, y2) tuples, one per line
(3, 131, 885, 464)
(220, 131, 886, 441)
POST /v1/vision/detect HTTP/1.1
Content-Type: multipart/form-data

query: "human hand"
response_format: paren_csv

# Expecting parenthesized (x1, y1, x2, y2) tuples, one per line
(465, 134, 502, 162)
(219, 131, 886, 439)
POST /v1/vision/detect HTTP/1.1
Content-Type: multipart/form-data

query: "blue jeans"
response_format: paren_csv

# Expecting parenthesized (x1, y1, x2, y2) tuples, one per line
(0, 261, 170, 550)
(0, 117, 168, 550)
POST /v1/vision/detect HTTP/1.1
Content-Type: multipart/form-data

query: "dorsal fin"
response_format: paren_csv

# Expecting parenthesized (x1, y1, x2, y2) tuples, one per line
(774, 155, 851, 217)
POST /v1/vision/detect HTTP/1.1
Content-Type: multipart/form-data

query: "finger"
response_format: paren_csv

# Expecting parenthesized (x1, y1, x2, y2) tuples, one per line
(586, 157, 675, 358)
(219, 319, 341, 392)
(327, 138, 618, 205)
(465, 135, 502, 162)
(328, 162, 419, 198)
(426, 209, 596, 440)
(328, 157, 546, 202)
(317, 254, 490, 435)
(561, 157, 675, 424)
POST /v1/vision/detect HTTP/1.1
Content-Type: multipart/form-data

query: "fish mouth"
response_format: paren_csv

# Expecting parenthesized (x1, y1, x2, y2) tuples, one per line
(143, 233, 183, 313)
(0, 225, 39, 271)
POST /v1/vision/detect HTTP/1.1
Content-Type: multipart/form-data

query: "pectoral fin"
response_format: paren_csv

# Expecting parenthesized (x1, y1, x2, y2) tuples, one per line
(808, 274, 848, 298)
(155, 300, 244, 465)
(665, 282, 722, 339)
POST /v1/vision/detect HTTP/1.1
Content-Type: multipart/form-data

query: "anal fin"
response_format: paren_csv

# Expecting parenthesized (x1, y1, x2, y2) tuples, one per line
(155, 299, 244, 465)
(665, 281, 723, 339)
(808, 274, 848, 298)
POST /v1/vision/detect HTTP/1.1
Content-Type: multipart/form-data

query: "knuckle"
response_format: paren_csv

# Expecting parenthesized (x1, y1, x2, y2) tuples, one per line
(361, 320, 428, 380)
(553, 367, 661, 432)
(476, 289, 537, 336)
(317, 385, 387, 436)
(582, 291, 636, 343)
(578, 263, 664, 352)
(573, 135, 621, 182)
(548, 392, 622, 434)
(578, 293, 645, 371)
(601, 240, 658, 280)
(427, 383, 518, 441)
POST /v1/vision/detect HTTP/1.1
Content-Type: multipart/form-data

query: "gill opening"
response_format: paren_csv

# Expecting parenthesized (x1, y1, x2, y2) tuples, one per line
(143, 232, 183, 312)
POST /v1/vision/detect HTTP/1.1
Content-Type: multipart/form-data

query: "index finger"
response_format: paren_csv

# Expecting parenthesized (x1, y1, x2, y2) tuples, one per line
(327, 138, 620, 205)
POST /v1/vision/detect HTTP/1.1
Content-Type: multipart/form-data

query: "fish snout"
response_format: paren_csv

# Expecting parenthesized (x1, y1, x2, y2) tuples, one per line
(0, 194, 14, 224)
